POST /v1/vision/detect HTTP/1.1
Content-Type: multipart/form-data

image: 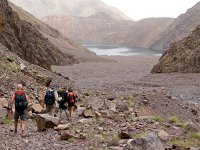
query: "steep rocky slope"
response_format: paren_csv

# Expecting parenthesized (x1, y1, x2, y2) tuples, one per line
(150, 1, 200, 50)
(151, 25, 200, 73)
(9, 0, 130, 20)
(0, 0, 77, 70)
(9, 2, 104, 63)
(42, 14, 173, 47)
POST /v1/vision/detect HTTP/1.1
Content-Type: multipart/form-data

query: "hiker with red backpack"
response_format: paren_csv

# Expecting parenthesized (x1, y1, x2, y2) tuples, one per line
(10, 84, 29, 135)
(67, 87, 76, 117)
(44, 84, 59, 116)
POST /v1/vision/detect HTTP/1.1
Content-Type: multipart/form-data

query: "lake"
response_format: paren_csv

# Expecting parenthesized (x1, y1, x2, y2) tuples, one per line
(82, 43, 163, 56)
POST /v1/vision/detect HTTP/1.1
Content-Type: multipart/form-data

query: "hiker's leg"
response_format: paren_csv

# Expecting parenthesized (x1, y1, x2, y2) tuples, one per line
(50, 105, 55, 116)
(21, 121, 25, 134)
(46, 105, 50, 113)
(14, 120, 18, 132)
(20, 110, 27, 134)
(70, 106, 74, 117)
(14, 111, 19, 132)
(60, 109, 62, 118)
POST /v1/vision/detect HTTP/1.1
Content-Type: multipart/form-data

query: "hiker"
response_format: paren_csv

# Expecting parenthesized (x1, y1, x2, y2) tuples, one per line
(10, 84, 28, 134)
(67, 87, 76, 117)
(57, 86, 69, 118)
(44, 84, 59, 116)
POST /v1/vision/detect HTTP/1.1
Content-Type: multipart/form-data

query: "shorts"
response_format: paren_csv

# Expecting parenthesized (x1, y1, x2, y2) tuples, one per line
(14, 109, 27, 121)
(68, 102, 75, 107)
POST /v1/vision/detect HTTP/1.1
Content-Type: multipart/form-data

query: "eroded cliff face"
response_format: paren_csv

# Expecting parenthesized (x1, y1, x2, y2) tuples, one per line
(151, 25, 200, 73)
(150, 2, 200, 50)
(0, 0, 76, 70)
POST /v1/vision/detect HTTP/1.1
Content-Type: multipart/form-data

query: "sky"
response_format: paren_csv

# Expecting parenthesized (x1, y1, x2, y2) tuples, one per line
(101, 0, 200, 21)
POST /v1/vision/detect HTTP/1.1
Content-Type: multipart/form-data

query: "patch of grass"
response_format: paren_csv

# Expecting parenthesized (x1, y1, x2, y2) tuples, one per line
(67, 137, 74, 143)
(112, 133, 120, 141)
(131, 133, 147, 139)
(168, 116, 179, 124)
(190, 132, 200, 140)
(169, 139, 193, 147)
(151, 116, 164, 122)
(168, 116, 187, 127)
(1, 117, 13, 125)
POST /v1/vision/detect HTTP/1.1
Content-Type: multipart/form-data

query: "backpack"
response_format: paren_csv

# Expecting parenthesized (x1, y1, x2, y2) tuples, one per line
(45, 90, 55, 105)
(68, 92, 75, 104)
(58, 91, 68, 110)
(15, 91, 27, 111)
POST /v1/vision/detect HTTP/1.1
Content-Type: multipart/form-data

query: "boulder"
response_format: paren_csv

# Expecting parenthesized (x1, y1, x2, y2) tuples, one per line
(95, 111, 102, 119)
(124, 133, 164, 150)
(31, 104, 43, 113)
(20, 62, 26, 71)
(105, 101, 117, 111)
(54, 124, 70, 130)
(36, 75, 52, 87)
(83, 105, 93, 118)
(60, 132, 78, 140)
(118, 130, 132, 139)
(0, 98, 8, 108)
(0, 108, 8, 118)
(158, 130, 169, 141)
(35, 114, 60, 131)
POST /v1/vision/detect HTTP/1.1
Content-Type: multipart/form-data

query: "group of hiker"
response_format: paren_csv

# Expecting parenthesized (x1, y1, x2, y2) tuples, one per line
(9, 83, 77, 134)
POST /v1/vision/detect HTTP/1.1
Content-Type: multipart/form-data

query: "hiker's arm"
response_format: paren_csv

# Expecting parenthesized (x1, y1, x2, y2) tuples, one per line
(10, 93, 15, 110)
(54, 91, 59, 101)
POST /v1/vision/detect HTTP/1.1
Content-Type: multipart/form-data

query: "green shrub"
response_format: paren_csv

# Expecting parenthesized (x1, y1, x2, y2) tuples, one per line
(190, 132, 200, 140)
(151, 116, 164, 122)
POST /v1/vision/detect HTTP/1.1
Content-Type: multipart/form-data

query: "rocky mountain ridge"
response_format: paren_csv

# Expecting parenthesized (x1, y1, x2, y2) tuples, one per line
(151, 25, 200, 73)
(0, 0, 77, 70)
(9, 0, 130, 20)
(9, 2, 105, 63)
(42, 14, 173, 47)
(150, 2, 200, 50)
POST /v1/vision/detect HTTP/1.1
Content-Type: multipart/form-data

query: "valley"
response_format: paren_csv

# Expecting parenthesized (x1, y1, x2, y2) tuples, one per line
(0, 0, 200, 149)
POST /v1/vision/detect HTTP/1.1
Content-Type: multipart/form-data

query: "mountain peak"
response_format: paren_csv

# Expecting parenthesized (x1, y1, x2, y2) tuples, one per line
(9, 0, 131, 20)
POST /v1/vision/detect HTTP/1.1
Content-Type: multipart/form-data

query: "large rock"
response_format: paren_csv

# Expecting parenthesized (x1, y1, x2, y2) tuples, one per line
(60, 132, 78, 141)
(157, 130, 169, 141)
(31, 104, 43, 113)
(124, 133, 164, 150)
(0, 98, 8, 108)
(82, 105, 93, 118)
(105, 101, 117, 111)
(35, 76, 52, 87)
(0, 108, 8, 118)
(152, 25, 200, 73)
(54, 124, 70, 130)
(35, 114, 60, 131)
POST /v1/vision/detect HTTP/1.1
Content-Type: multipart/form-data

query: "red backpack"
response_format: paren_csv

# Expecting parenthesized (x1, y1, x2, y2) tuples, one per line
(68, 92, 75, 104)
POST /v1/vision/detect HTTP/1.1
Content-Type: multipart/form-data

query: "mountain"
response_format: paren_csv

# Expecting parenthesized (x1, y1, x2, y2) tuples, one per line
(9, 0, 174, 48)
(42, 14, 173, 47)
(9, 2, 103, 63)
(151, 25, 200, 73)
(9, 0, 130, 20)
(0, 0, 77, 70)
(150, 2, 200, 50)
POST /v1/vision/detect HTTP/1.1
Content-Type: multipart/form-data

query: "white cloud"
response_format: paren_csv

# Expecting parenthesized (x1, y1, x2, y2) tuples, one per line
(101, 0, 200, 20)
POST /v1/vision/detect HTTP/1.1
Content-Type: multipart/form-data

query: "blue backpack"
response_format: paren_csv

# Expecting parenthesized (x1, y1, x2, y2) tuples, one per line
(45, 90, 55, 105)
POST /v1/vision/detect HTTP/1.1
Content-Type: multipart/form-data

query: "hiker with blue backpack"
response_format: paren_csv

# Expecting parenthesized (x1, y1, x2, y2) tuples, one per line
(44, 84, 59, 116)
(10, 84, 29, 135)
